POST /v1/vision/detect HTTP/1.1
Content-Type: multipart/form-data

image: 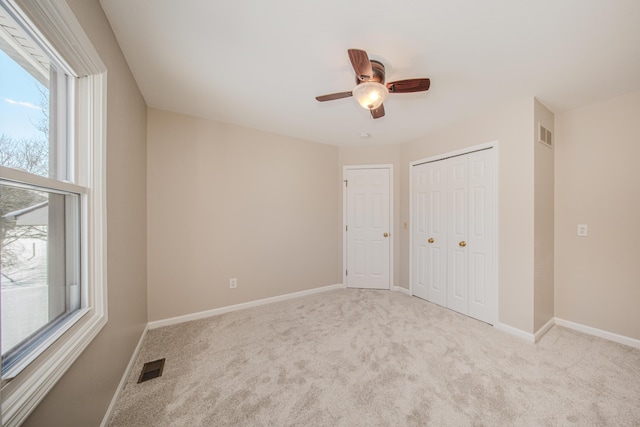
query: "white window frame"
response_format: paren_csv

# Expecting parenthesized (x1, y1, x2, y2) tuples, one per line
(0, 1, 107, 425)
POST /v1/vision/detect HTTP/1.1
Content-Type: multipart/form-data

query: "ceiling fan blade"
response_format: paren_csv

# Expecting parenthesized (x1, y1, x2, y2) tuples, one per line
(370, 104, 385, 119)
(315, 91, 353, 102)
(348, 49, 373, 81)
(387, 78, 431, 93)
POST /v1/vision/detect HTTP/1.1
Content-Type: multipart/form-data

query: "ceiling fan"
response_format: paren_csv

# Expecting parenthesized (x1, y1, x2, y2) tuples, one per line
(315, 49, 431, 119)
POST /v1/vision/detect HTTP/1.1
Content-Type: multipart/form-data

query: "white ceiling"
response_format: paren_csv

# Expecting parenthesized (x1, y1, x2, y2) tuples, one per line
(99, 0, 640, 147)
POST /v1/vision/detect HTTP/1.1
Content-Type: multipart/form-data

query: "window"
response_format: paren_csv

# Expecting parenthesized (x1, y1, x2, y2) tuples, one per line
(0, 1, 107, 425)
(1, 9, 80, 376)
(1, 184, 81, 374)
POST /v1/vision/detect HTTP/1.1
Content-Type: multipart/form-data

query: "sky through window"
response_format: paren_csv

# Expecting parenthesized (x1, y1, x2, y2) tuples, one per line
(0, 49, 47, 141)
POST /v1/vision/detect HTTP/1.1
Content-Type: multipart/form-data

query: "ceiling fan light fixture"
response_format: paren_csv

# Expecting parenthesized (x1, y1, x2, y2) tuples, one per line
(352, 81, 388, 110)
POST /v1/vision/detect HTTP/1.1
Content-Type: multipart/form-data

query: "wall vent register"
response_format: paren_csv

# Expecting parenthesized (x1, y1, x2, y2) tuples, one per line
(538, 123, 553, 148)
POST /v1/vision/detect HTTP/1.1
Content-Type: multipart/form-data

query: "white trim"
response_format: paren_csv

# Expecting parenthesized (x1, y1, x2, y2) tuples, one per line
(554, 318, 640, 350)
(342, 164, 394, 290)
(408, 141, 497, 168)
(100, 325, 149, 427)
(388, 166, 394, 291)
(80, 71, 108, 319)
(534, 317, 555, 342)
(392, 286, 411, 296)
(491, 317, 640, 349)
(342, 172, 347, 285)
(408, 141, 499, 325)
(495, 322, 535, 343)
(342, 164, 394, 170)
(0, 1, 108, 424)
(148, 284, 346, 329)
(493, 143, 500, 327)
(408, 161, 413, 296)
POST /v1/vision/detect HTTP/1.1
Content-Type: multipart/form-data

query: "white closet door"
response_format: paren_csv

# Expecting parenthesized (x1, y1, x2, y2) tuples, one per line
(427, 162, 448, 306)
(410, 147, 495, 325)
(446, 156, 469, 315)
(412, 162, 447, 305)
(467, 150, 495, 323)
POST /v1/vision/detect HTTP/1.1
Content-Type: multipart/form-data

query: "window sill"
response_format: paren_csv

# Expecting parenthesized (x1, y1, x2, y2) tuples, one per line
(1, 308, 107, 425)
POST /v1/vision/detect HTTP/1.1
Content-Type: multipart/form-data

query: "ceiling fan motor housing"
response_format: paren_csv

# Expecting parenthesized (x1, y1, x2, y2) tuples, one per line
(355, 60, 385, 85)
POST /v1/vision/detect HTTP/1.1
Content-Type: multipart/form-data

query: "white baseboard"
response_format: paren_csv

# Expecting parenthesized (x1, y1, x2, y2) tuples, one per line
(101, 324, 149, 427)
(496, 317, 640, 349)
(554, 317, 640, 350)
(392, 285, 411, 295)
(494, 322, 535, 343)
(534, 317, 555, 343)
(148, 283, 346, 329)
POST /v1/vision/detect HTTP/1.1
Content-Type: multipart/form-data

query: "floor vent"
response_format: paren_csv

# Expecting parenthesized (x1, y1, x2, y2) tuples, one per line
(538, 122, 552, 148)
(138, 358, 165, 383)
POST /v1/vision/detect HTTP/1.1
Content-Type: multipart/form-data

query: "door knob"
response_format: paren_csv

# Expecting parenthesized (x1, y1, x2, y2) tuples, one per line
(428, 238, 434, 243)
(459, 241, 467, 247)
(383, 233, 389, 237)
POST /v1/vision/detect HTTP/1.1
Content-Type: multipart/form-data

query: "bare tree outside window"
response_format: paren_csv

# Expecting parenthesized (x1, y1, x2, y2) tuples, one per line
(1, 82, 51, 353)
(1, 89, 49, 273)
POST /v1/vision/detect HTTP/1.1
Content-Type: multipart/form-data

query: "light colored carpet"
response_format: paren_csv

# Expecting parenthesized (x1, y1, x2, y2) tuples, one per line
(108, 289, 640, 426)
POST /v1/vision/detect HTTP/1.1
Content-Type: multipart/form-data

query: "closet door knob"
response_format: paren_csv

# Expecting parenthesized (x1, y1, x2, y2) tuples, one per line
(383, 233, 389, 237)
(459, 241, 467, 247)
(428, 238, 434, 243)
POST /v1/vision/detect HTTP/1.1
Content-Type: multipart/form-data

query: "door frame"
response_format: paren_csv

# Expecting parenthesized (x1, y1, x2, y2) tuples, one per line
(343, 164, 394, 288)
(409, 141, 499, 325)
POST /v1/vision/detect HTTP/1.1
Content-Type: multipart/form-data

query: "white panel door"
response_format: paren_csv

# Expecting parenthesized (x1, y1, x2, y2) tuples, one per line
(345, 168, 390, 290)
(467, 150, 495, 323)
(447, 156, 469, 315)
(410, 147, 496, 325)
(412, 162, 447, 305)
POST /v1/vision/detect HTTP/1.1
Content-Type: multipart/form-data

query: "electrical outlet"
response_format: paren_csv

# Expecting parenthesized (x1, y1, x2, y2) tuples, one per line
(229, 278, 237, 288)
(577, 224, 588, 237)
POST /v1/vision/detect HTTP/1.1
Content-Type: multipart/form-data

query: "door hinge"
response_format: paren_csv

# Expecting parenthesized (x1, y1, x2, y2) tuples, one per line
(345, 225, 348, 232)
(345, 270, 348, 276)
(344, 179, 348, 187)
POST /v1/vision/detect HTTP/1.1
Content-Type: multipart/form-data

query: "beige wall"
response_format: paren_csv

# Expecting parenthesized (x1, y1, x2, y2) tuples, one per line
(338, 145, 401, 286)
(533, 100, 555, 331)
(399, 98, 536, 333)
(147, 109, 341, 321)
(23, 0, 148, 425)
(555, 91, 640, 340)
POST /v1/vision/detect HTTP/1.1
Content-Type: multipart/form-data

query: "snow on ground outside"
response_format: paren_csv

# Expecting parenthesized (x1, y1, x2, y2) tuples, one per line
(1, 238, 48, 352)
